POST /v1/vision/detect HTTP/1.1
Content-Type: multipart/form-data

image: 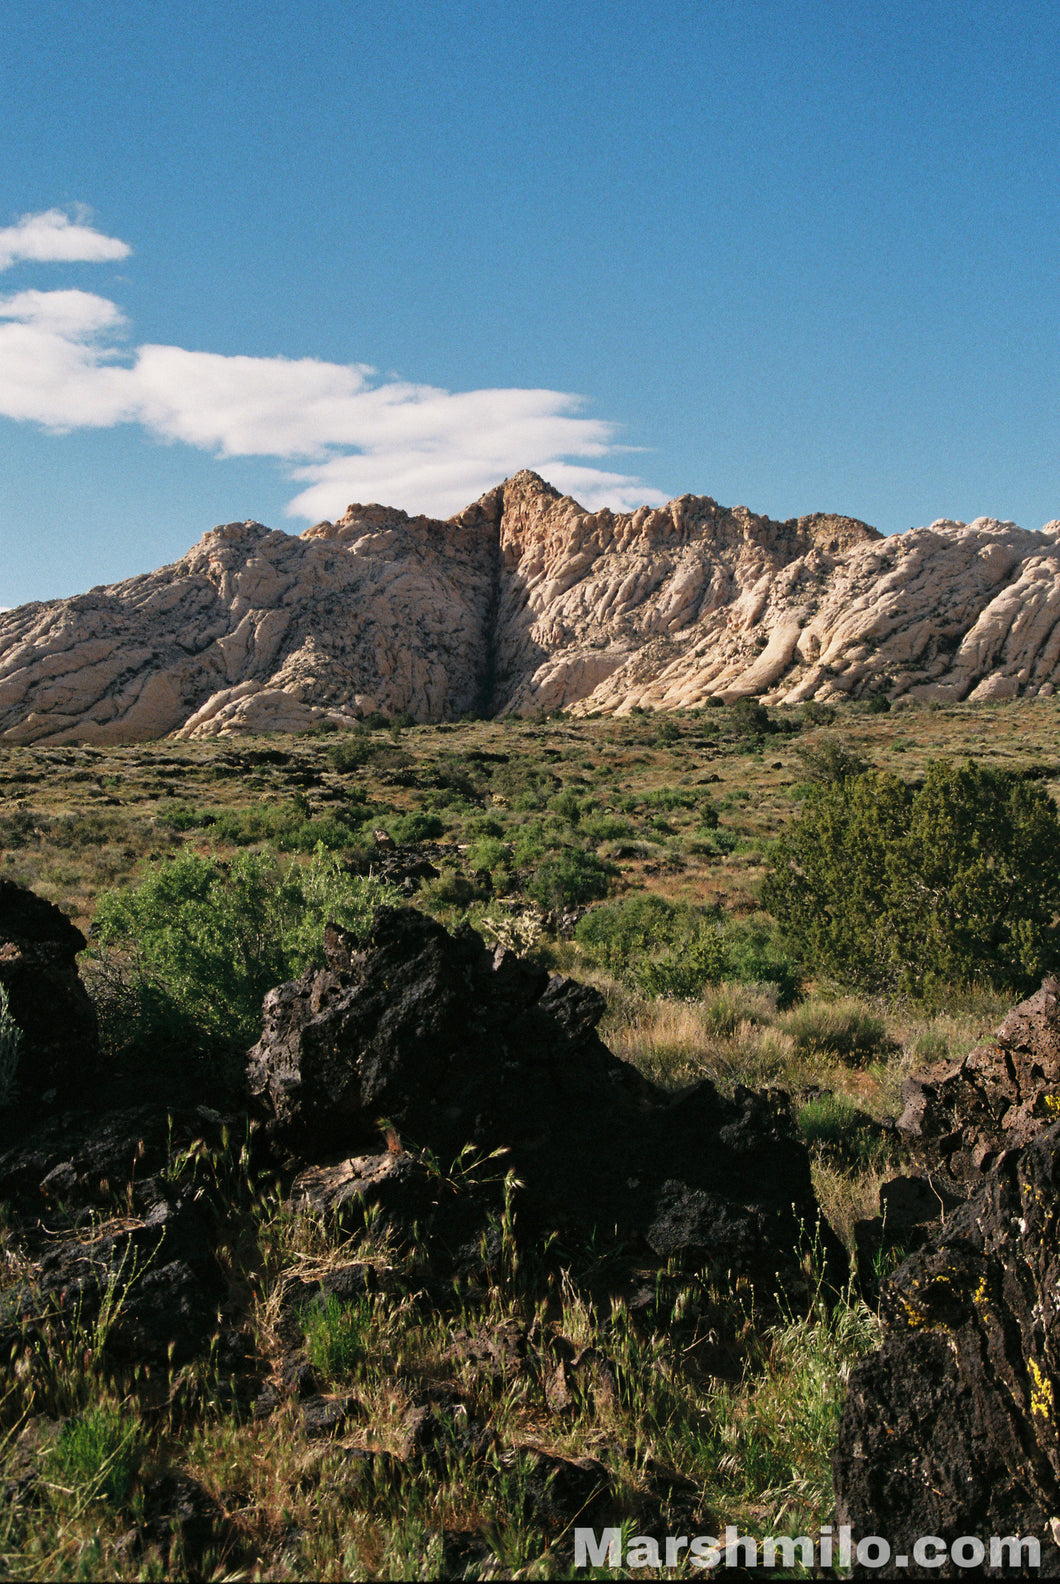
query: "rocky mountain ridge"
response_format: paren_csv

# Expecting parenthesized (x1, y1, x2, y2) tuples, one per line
(3, 470, 1060, 742)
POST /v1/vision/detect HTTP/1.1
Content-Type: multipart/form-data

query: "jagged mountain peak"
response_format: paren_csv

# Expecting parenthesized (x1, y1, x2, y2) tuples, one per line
(1, 476, 1057, 743)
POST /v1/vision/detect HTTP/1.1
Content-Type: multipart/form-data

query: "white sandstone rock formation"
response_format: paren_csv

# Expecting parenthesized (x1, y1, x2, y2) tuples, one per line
(2, 472, 1058, 742)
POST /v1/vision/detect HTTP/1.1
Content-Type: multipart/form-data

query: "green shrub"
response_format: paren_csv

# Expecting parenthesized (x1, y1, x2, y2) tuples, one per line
(637, 931, 727, 999)
(419, 864, 480, 909)
(575, 893, 693, 970)
(795, 738, 870, 784)
(490, 759, 553, 810)
(578, 897, 801, 1006)
(730, 697, 774, 735)
(157, 804, 214, 832)
(547, 788, 583, 824)
(93, 848, 402, 1066)
(763, 758, 1060, 995)
(204, 802, 363, 851)
(328, 731, 372, 771)
(387, 810, 446, 844)
(695, 798, 720, 830)
(526, 849, 615, 911)
(580, 814, 635, 842)
(280, 815, 363, 852)
(466, 836, 510, 875)
(511, 820, 548, 867)
(722, 920, 802, 1008)
(639, 787, 699, 812)
(464, 814, 506, 840)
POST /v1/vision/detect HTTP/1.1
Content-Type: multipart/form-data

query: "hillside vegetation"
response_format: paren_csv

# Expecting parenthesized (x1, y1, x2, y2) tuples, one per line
(1, 695, 1055, 1577)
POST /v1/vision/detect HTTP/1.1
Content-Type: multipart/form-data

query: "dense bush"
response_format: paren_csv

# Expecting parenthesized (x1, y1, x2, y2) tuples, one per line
(794, 738, 870, 785)
(328, 730, 372, 771)
(575, 893, 694, 970)
(763, 759, 1060, 995)
(576, 896, 801, 1004)
(721, 920, 802, 1007)
(729, 697, 775, 736)
(93, 848, 402, 1072)
(526, 849, 615, 910)
(580, 813, 635, 842)
(386, 810, 446, 844)
(638, 932, 727, 998)
(465, 836, 510, 876)
(160, 801, 370, 852)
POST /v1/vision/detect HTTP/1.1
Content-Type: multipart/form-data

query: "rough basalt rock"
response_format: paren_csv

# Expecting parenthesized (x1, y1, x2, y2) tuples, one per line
(3, 884, 830, 1572)
(247, 906, 844, 1296)
(834, 1121, 1060, 1577)
(0, 878, 98, 1103)
(0, 1103, 237, 1368)
(898, 977, 1060, 1194)
(4, 472, 1060, 741)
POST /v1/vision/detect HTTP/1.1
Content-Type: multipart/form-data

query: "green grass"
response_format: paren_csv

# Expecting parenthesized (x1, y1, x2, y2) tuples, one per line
(0, 697, 1052, 1575)
(47, 1403, 145, 1510)
(301, 1290, 375, 1386)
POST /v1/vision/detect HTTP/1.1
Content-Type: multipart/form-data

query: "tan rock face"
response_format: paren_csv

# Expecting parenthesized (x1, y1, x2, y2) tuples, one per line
(2, 471, 1059, 741)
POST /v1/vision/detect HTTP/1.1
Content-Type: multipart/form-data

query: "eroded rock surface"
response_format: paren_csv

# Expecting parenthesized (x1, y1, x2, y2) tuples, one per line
(4, 471, 1060, 741)
(0, 883, 842, 1574)
(247, 905, 844, 1297)
(0, 878, 98, 1102)
(834, 1122, 1060, 1577)
(899, 977, 1060, 1193)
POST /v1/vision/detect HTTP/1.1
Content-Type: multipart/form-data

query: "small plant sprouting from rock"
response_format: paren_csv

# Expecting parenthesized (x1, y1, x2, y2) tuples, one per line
(46, 1403, 144, 1510)
(301, 1291, 374, 1387)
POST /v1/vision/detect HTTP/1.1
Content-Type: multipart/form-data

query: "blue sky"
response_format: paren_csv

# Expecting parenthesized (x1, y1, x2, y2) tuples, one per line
(2, 0, 1059, 607)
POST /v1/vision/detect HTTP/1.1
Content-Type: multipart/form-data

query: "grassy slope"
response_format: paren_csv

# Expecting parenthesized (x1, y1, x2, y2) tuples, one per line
(0, 696, 1053, 1577)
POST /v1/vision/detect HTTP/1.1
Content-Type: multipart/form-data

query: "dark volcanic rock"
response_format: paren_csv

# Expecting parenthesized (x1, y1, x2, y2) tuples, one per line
(2, 1186, 222, 1366)
(248, 906, 843, 1296)
(0, 1100, 237, 1369)
(899, 977, 1060, 1194)
(854, 977, 1060, 1298)
(0, 878, 98, 1103)
(834, 1120, 1060, 1577)
(852, 1172, 966, 1303)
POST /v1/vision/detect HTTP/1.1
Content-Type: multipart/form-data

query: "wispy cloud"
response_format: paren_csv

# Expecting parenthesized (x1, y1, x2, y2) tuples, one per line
(0, 207, 131, 272)
(0, 209, 665, 520)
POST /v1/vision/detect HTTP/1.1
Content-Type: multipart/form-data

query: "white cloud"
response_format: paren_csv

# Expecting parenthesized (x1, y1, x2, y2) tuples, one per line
(0, 289, 134, 427)
(0, 207, 131, 272)
(0, 221, 667, 519)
